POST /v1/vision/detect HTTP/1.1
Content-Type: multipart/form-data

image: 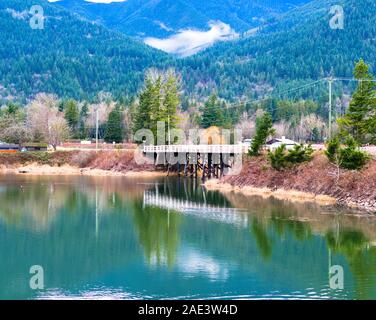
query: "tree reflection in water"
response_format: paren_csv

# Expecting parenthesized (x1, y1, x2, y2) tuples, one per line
(132, 200, 181, 268)
(0, 175, 375, 299)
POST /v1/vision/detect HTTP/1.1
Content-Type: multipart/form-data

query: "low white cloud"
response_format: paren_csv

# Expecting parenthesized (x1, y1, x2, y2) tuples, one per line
(144, 21, 239, 57)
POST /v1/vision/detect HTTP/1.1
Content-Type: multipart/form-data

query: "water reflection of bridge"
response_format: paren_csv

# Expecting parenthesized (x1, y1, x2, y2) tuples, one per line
(143, 191, 248, 227)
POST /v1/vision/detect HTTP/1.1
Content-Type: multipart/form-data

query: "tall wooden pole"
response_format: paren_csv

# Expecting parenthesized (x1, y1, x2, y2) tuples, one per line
(328, 77, 333, 139)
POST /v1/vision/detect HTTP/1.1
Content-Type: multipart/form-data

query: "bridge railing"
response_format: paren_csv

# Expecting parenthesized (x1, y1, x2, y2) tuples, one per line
(143, 144, 246, 154)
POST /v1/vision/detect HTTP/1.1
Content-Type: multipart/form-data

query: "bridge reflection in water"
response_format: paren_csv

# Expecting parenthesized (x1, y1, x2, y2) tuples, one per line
(143, 190, 248, 228)
(0, 175, 376, 299)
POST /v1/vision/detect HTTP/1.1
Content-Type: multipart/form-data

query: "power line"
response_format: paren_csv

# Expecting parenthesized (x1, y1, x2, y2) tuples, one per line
(224, 79, 326, 109)
(219, 76, 375, 139)
(223, 77, 376, 110)
(331, 77, 376, 82)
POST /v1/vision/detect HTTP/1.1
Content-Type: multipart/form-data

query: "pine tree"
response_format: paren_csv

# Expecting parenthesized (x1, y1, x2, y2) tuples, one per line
(150, 76, 163, 139)
(326, 136, 370, 170)
(5, 102, 20, 115)
(312, 127, 320, 142)
(133, 72, 180, 144)
(338, 59, 376, 144)
(133, 77, 154, 134)
(79, 102, 89, 139)
(200, 94, 225, 129)
(104, 107, 124, 143)
(64, 100, 79, 136)
(161, 72, 180, 144)
(162, 72, 180, 130)
(249, 112, 275, 156)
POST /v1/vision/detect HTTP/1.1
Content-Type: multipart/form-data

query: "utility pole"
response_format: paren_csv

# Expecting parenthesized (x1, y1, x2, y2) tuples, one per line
(95, 106, 99, 152)
(328, 77, 333, 139)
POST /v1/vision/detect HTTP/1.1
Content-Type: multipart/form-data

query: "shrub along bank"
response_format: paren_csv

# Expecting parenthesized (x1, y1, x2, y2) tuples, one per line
(222, 152, 376, 212)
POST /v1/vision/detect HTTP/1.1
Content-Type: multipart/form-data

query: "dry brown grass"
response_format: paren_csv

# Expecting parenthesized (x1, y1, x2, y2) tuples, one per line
(83, 150, 155, 172)
(0, 150, 155, 173)
(223, 151, 376, 210)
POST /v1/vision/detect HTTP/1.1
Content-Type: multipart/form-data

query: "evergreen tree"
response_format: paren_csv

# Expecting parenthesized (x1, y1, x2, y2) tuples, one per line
(150, 76, 163, 139)
(5, 102, 20, 115)
(133, 75, 163, 138)
(104, 107, 124, 143)
(133, 77, 154, 134)
(133, 72, 180, 144)
(64, 100, 79, 136)
(200, 94, 225, 128)
(338, 59, 376, 144)
(79, 102, 89, 139)
(326, 135, 370, 170)
(265, 99, 277, 121)
(162, 72, 180, 130)
(311, 127, 320, 142)
(249, 112, 275, 156)
(58, 101, 65, 112)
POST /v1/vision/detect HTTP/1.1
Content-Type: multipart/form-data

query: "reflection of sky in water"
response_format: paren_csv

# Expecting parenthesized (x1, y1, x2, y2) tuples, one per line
(0, 175, 375, 299)
(177, 247, 230, 281)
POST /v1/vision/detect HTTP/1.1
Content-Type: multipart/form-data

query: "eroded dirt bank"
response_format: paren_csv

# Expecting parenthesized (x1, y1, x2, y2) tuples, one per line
(1, 150, 376, 212)
(206, 153, 376, 212)
(0, 150, 166, 178)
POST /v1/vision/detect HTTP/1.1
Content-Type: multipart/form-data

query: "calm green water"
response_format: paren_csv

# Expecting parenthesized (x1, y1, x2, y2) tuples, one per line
(0, 174, 375, 300)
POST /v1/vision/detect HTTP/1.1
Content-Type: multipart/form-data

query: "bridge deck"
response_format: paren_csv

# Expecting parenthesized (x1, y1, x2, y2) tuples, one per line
(143, 144, 247, 154)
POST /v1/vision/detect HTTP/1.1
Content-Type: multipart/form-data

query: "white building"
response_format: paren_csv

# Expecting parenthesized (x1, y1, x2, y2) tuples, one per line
(242, 139, 253, 148)
(266, 136, 297, 150)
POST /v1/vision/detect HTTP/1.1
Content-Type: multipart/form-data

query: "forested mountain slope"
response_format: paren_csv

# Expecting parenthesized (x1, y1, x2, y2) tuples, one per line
(180, 0, 376, 100)
(1, 0, 375, 103)
(0, 0, 171, 101)
(56, 0, 312, 38)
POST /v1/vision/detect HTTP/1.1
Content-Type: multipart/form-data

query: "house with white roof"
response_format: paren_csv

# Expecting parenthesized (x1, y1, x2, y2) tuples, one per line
(265, 136, 297, 150)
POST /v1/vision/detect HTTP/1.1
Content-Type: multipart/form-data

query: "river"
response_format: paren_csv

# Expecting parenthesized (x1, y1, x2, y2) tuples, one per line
(0, 174, 375, 300)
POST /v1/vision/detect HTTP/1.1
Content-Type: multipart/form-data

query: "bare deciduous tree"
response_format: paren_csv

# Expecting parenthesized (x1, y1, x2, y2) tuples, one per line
(177, 110, 199, 139)
(273, 114, 328, 142)
(0, 120, 31, 145)
(86, 101, 115, 130)
(236, 112, 256, 139)
(293, 114, 327, 142)
(26, 93, 70, 150)
(273, 120, 290, 138)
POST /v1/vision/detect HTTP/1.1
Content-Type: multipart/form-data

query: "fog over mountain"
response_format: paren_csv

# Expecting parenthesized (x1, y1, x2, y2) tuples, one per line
(2, 0, 375, 102)
(51, 0, 313, 56)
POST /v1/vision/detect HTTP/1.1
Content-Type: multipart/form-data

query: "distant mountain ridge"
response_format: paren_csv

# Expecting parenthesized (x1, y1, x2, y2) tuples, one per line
(1, 0, 376, 103)
(56, 0, 313, 37)
(0, 0, 172, 101)
(55, 0, 313, 56)
(179, 0, 376, 99)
